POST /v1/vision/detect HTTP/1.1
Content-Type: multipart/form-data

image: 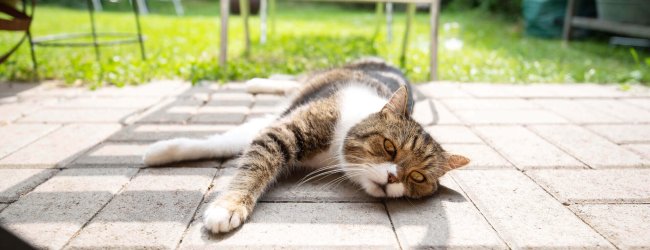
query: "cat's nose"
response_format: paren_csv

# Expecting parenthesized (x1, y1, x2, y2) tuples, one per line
(387, 173, 399, 184)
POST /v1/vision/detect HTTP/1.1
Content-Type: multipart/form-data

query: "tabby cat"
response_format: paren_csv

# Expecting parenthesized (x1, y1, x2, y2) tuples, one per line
(143, 59, 470, 234)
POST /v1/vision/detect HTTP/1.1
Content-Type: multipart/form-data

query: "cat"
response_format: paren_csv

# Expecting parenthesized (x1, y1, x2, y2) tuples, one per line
(142, 58, 470, 234)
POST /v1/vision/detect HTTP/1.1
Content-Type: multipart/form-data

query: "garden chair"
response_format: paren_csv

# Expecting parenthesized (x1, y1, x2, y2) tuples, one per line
(0, 0, 35, 67)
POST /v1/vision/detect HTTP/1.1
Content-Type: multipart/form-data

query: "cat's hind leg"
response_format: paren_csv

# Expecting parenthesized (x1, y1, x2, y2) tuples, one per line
(143, 115, 276, 166)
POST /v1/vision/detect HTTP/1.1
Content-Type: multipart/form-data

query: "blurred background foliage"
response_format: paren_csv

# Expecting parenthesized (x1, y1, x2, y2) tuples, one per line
(1, 0, 648, 88)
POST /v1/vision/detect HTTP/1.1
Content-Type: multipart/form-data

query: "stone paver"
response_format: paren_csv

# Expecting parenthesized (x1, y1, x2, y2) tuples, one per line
(451, 170, 614, 249)
(622, 98, 650, 110)
(0, 124, 60, 159)
(87, 80, 189, 97)
(50, 96, 161, 109)
(109, 124, 235, 142)
(18, 108, 138, 123)
(0, 102, 43, 124)
(67, 168, 216, 249)
(208, 92, 254, 106)
(586, 124, 650, 144)
(72, 143, 148, 167)
(387, 175, 507, 249)
(0, 203, 6, 212)
(0, 124, 121, 168)
(190, 106, 249, 124)
(532, 99, 624, 124)
(417, 82, 472, 98)
(624, 144, 650, 159)
(473, 126, 584, 169)
(530, 125, 649, 168)
(442, 144, 514, 169)
(528, 169, 650, 204)
(412, 99, 437, 126)
(454, 109, 568, 124)
(0, 169, 58, 202)
(441, 98, 539, 110)
(431, 100, 462, 124)
(571, 204, 650, 249)
(135, 98, 203, 124)
(180, 202, 399, 249)
(425, 125, 483, 144)
(0, 168, 138, 249)
(579, 99, 650, 123)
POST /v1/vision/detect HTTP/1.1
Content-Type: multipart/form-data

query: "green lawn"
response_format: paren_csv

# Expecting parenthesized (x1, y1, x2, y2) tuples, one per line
(1, 1, 648, 88)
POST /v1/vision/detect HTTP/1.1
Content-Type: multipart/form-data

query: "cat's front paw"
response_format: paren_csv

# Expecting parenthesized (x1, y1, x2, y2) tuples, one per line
(203, 202, 249, 234)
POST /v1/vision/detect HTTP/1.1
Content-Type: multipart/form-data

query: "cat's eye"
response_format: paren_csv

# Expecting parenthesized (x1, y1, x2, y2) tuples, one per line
(383, 139, 396, 158)
(409, 171, 425, 183)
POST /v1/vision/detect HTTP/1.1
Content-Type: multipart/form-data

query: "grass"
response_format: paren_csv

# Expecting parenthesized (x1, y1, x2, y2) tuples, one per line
(1, 1, 649, 88)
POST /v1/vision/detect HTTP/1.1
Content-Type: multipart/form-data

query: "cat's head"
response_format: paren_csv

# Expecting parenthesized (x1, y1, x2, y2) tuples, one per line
(341, 86, 469, 198)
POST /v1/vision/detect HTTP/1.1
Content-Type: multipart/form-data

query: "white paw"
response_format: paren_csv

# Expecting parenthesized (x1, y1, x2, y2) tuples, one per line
(364, 183, 387, 198)
(203, 206, 243, 234)
(142, 140, 179, 166)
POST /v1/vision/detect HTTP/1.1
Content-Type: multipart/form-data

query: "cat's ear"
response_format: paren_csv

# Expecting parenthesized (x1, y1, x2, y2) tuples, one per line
(381, 85, 409, 117)
(443, 152, 470, 170)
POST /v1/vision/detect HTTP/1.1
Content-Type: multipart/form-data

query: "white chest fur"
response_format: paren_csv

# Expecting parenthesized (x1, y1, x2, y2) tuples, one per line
(298, 85, 388, 169)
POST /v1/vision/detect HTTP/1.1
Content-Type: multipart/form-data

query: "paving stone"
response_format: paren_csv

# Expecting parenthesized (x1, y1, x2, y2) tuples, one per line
(532, 99, 623, 124)
(530, 125, 649, 168)
(18, 108, 138, 123)
(179, 202, 399, 249)
(622, 98, 650, 110)
(50, 96, 161, 109)
(586, 124, 650, 144)
(0, 124, 60, 158)
(67, 168, 216, 249)
(0, 169, 58, 202)
(454, 109, 568, 124)
(412, 99, 437, 126)
(474, 126, 584, 169)
(135, 98, 203, 124)
(624, 144, 650, 159)
(0, 203, 6, 212)
(221, 158, 241, 168)
(431, 100, 462, 125)
(208, 93, 253, 106)
(217, 83, 249, 93)
(0, 102, 43, 124)
(254, 94, 284, 106)
(190, 106, 248, 124)
(250, 103, 283, 116)
(0, 124, 121, 168)
(571, 204, 650, 249)
(451, 170, 614, 249)
(87, 80, 189, 97)
(387, 175, 506, 249)
(579, 99, 650, 123)
(109, 124, 235, 142)
(417, 82, 472, 98)
(262, 171, 378, 202)
(0, 168, 138, 249)
(17, 83, 86, 98)
(442, 144, 514, 169)
(72, 143, 148, 167)
(425, 125, 483, 144)
(528, 169, 650, 204)
(441, 98, 539, 110)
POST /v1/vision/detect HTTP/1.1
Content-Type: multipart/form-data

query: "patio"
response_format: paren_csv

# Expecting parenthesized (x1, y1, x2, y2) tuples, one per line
(1, 80, 650, 249)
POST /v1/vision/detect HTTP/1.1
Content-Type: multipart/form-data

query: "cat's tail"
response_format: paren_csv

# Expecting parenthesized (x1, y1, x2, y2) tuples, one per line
(142, 115, 276, 166)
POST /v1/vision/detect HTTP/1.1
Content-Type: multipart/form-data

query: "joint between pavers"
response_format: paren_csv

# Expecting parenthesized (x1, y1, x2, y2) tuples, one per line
(381, 201, 404, 250)
(59, 168, 142, 250)
(522, 125, 594, 169)
(174, 168, 220, 250)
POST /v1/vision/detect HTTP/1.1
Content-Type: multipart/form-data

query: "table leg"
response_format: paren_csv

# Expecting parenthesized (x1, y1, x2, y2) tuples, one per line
(220, 0, 229, 67)
(430, 0, 440, 81)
